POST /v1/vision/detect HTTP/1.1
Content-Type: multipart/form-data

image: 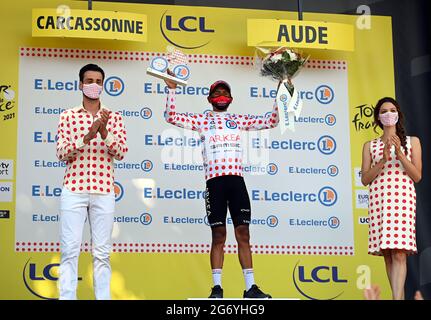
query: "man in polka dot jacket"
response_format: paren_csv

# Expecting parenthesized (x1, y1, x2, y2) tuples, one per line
(56, 64, 128, 300)
(164, 75, 279, 299)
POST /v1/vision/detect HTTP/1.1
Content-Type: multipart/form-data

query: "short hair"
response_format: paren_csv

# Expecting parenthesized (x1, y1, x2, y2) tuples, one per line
(79, 64, 105, 82)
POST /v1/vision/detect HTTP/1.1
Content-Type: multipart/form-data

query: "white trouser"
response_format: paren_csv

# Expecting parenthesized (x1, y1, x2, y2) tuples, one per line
(58, 187, 115, 300)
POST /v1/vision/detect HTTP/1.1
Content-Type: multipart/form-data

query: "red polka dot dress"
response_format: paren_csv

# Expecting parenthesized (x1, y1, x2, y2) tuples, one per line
(368, 136, 417, 256)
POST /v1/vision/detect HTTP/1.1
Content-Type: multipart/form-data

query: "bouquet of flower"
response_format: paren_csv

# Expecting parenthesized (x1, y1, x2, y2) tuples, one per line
(255, 47, 309, 133)
(258, 47, 308, 92)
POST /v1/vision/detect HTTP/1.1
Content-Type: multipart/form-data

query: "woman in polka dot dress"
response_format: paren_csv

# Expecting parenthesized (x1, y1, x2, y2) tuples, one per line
(361, 97, 422, 300)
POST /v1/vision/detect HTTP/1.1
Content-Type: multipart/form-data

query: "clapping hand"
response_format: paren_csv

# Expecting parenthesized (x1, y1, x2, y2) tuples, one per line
(84, 118, 102, 144)
(98, 109, 110, 140)
(382, 139, 391, 163)
(390, 135, 403, 156)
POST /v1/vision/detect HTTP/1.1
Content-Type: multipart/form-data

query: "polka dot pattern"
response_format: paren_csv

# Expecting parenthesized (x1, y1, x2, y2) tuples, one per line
(15, 242, 354, 255)
(368, 137, 417, 256)
(19, 48, 346, 69)
(165, 90, 279, 181)
(57, 105, 128, 194)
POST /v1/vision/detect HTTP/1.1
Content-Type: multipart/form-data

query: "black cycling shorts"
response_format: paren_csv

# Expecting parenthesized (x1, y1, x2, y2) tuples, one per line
(205, 175, 251, 228)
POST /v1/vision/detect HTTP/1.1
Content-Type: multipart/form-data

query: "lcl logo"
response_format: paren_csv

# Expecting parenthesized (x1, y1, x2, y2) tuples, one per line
(160, 11, 215, 49)
(23, 259, 83, 300)
(293, 261, 348, 300)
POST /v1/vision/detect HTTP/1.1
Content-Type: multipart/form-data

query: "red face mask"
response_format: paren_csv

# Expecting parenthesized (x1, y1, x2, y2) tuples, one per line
(209, 95, 233, 110)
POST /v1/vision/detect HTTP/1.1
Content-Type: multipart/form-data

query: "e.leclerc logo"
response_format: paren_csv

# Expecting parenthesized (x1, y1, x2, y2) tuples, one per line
(166, 214, 278, 228)
(140, 213, 152, 225)
(328, 216, 341, 229)
(317, 135, 337, 155)
(266, 163, 278, 175)
(115, 107, 152, 120)
(251, 135, 337, 155)
(140, 107, 152, 119)
(141, 160, 153, 172)
(315, 85, 334, 104)
(327, 165, 339, 177)
(288, 216, 341, 229)
(104, 76, 124, 96)
(172, 64, 190, 81)
(318, 187, 338, 206)
(251, 186, 337, 207)
(114, 213, 152, 226)
(250, 84, 334, 105)
(114, 181, 124, 202)
(266, 215, 279, 227)
(325, 114, 336, 126)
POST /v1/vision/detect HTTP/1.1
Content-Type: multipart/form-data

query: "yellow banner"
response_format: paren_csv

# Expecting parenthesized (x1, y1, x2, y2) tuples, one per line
(248, 19, 354, 51)
(32, 9, 147, 42)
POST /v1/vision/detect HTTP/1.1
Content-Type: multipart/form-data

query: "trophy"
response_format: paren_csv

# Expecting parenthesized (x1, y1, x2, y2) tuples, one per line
(146, 46, 190, 86)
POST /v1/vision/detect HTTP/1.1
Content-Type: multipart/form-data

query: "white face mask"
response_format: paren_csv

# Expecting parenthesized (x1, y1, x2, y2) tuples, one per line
(379, 111, 399, 126)
(82, 83, 103, 100)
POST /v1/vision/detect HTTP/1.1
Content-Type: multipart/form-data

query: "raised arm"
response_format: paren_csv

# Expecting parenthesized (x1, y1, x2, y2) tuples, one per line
(237, 99, 279, 131)
(164, 89, 202, 131)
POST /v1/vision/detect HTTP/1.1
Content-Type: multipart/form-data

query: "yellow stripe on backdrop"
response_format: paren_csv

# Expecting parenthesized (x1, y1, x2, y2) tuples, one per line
(0, 0, 394, 299)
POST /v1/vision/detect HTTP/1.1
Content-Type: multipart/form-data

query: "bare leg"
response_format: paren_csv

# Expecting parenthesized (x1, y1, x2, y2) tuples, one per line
(234, 225, 252, 269)
(210, 226, 227, 269)
(390, 250, 407, 300)
(382, 250, 393, 291)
